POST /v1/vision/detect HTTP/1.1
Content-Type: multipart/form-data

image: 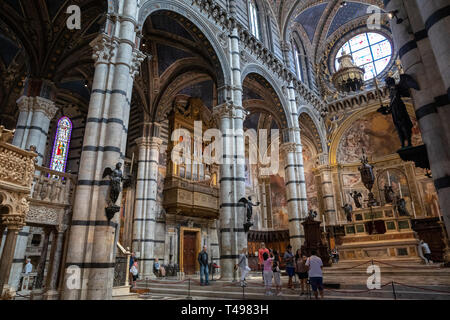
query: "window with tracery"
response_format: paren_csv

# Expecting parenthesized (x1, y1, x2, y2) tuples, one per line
(335, 32, 393, 81)
(293, 43, 303, 82)
(50, 116, 72, 173)
(249, 0, 260, 40)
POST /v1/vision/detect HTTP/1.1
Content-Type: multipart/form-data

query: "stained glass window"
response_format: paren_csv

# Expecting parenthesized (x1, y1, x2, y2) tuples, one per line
(293, 43, 303, 82)
(50, 116, 72, 173)
(335, 32, 392, 81)
(249, 0, 260, 40)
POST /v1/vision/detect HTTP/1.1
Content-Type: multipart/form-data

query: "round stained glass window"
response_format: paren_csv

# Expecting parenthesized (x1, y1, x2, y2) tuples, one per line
(335, 32, 393, 81)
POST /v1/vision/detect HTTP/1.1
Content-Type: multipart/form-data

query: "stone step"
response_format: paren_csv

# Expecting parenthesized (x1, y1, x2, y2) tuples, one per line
(136, 279, 450, 300)
(137, 283, 450, 300)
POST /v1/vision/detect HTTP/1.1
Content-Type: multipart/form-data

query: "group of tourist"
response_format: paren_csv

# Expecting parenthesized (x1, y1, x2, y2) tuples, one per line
(254, 242, 325, 298)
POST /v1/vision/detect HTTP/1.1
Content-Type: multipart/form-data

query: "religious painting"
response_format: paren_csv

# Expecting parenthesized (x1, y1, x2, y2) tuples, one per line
(50, 116, 72, 173)
(302, 144, 319, 213)
(419, 180, 441, 218)
(337, 111, 422, 164)
(270, 156, 288, 230)
(341, 173, 369, 210)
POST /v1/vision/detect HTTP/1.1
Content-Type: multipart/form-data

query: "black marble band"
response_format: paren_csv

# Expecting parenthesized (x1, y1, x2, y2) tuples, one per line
(434, 175, 450, 191)
(425, 5, 450, 31)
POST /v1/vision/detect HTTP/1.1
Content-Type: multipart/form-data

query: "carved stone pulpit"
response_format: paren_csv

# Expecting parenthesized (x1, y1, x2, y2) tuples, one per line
(301, 216, 331, 267)
(0, 127, 37, 298)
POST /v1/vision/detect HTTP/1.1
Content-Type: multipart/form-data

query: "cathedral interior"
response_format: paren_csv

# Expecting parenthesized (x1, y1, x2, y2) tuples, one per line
(0, 0, 450, 301)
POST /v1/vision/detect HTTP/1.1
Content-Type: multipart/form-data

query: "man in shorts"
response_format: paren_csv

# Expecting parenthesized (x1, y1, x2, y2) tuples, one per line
(306, 249, 324, 299)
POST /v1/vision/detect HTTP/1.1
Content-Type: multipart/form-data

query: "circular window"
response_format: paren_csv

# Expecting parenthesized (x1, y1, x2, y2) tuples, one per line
(335, 32, 393, 81)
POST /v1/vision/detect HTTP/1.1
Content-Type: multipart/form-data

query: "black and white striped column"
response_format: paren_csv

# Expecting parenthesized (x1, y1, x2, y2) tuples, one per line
(281, 142, 304, 250)
(132, 136, 162, 278)
(319, 166, 337, 225)
(385, 0, 450, 239)
(62, 1, 144, 299)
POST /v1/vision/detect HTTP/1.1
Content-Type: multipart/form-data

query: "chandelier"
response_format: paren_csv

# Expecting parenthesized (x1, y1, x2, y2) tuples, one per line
(332, 51, 365, 93)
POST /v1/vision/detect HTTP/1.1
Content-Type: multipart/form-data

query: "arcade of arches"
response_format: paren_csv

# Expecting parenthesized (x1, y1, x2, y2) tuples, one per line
(0, 0, 449, 300)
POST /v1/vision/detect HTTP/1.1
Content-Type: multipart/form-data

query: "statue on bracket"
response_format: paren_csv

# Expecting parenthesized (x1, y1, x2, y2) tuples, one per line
(342, 203, 353, 222)
(377, 74, 420, 148)
(103, 162, 125, 220)
(349, 191, 363, 209)
(239, 196, 260, 232)
(307, 209, 318, 220)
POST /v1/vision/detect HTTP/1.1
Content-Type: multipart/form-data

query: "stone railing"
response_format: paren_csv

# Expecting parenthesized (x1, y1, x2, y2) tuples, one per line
(26, 166, 77, 227)
(18, 272, 37, 293)
(113, 243, 131, 287)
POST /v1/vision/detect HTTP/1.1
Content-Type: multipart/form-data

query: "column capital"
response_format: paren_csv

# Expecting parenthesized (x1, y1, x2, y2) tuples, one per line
(135, 136, 163, 149)
(212, 102, 248, 121)
(16, 96, 32, 113)
(212, 101, 233, 121)
(33, 97, 58, 120)
(280, 142, 296, 155)
(1, 214, 26, 230)
(90, 33, 119, 66)
(130, 48, 147, 79)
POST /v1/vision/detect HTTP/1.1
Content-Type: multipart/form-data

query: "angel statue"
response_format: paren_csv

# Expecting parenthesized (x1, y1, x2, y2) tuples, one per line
(349, 191, 363, 209)
(377, 74, 420, 148)
(102, 162, 124, 219)
(342, 203, 353, 222)
(239, 196, 260, 232)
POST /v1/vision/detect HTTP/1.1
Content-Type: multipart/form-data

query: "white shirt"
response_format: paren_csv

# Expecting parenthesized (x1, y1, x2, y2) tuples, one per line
(421, 243, 431, 254)
(306, 255, 323, 278)
(25, 262, 32, 274)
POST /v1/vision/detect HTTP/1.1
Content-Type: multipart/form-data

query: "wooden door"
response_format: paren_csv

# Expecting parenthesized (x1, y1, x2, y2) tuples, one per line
(183, 232, 197, 274)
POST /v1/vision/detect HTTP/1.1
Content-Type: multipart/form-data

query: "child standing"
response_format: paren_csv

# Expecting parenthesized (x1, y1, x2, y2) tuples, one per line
(272, 250, 282, 296)
(262, 252, 273, 296)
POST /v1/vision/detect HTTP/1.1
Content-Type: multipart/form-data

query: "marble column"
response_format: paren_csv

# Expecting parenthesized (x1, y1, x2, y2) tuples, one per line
(405, 0, 450, 147)
(43, 227, 66, 299)
(0, 216, 25, 295)
(32, 228, 52, 297)
(132, 136, 162, 278)
(385, 0, 450, 239)
(13, 95, 58, 165)
(258, 178, 268, 229)
(281, 142, 304, 251)
(319, 166, 337, 225)
(415, 0, 450, 100)
(214, 25, 246, 281)
(62, 2, 145, 300)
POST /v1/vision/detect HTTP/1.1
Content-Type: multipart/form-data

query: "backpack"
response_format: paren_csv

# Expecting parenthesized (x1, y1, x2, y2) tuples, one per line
(130, 265, 138, 276)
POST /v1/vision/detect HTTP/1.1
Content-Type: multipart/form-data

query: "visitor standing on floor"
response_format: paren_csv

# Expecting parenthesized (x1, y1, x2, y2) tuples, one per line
(284, 245, 295, 289)
(24, 258, 33, 274)
(198, 245, 210, 286)
(262, 252, 273, 296)
(154, 258, 166, 277)
(130, 258, 139, 288)
(258, 242, 269, 283)
(237, 247, 251, 287)
(272, 250, 282, 296)
(295, 254, 309, 295)
(420, 240, 433, 264)
(306, 250, 324, 299)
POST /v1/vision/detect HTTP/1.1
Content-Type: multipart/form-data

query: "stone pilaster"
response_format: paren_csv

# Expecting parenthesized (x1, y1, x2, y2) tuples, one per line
(12, 96, 58, 165)
(31, 227, 52, 300)
(385, 0, 450, 239)
(0, 216, 25, 296)
(318, 166, 337, 225)
(43, 226, 66, 300)
(62, 1, 143, 300)
(132, 136, 162, 278)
